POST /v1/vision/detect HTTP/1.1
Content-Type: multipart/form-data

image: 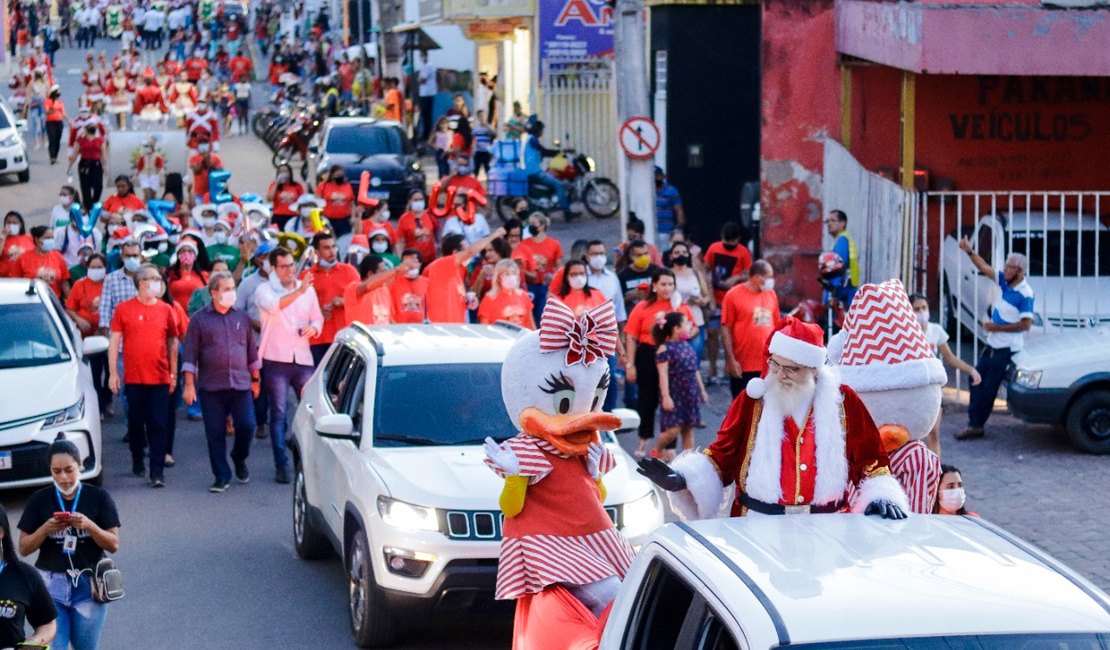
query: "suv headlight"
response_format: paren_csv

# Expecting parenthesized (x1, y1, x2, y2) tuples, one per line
(43, 397, 85, 429)
(0, 135, 18, 148)
(377, 496, 440, 532)
(621, 491, 663, 538)
(1013, 369, 1042, 389)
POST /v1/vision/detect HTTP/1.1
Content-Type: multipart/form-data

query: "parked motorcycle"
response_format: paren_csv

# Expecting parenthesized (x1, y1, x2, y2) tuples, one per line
(271, 105, 322, 180)
(492, 147, 620, 221)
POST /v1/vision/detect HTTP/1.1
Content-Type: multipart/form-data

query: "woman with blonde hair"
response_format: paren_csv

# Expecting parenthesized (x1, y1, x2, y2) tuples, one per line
(478, 258, 535, 328)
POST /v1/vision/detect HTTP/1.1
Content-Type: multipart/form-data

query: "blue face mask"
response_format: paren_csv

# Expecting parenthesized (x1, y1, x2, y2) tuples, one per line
(123, 257, 141, 272)
(318, 258, 336, 269)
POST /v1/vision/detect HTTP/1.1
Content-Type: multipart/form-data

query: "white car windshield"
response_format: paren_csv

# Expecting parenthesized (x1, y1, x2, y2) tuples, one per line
(789, 633, 1107, 649)
(0, 303, 69, 368)
(1012, 231, 1110, 277)
(373, 364, 517, 446)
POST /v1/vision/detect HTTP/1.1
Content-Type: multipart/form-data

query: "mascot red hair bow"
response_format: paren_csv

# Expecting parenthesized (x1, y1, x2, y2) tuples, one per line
(538, 300, 617, 367)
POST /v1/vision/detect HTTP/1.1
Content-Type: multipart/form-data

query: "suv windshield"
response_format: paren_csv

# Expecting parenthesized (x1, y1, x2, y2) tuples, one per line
(0, 303, 70, 368)
(373, 364, 517, 446)
(326, 124, 411, 156)
(1011, 231, 1110, 277)
(788, 633, 1108, 649)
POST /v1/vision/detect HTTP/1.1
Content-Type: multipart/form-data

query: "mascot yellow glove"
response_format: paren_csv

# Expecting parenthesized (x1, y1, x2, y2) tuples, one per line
(500, 475, 529, 518)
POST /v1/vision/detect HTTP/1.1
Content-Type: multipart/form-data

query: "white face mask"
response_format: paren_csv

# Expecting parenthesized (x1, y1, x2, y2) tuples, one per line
(500, 274, 520, 290)
(54, 478, 80, 498)
(300, 208, 313, 218)
(916, 310, 930, 326)
(41, 239, 57, 252)
(6, 224, 19, 236)
(261, 260, 272, 274)
(410, 200, 426, 212)
(217, 289, 237, 308)
(405, 267, 420, 279)
(568, 275, 587, 290)
(588, 254, 606, 271)
(376, 210, 391, 222)
(371, 240, 389, 254)
(87, 267, 107, 282)
(60, 195, 74, 206)
(214, 231, 228, 245)
(197, 143, 210, 153)
(939, 487, 966, 512)
(277, 172, 290, 183)
(145, 279, 164, 298)
(762, 277, 775, 291)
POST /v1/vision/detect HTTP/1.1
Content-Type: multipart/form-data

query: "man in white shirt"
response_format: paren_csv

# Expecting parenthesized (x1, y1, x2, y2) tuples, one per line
(417, 52, 438, 140)
(585, 240, 627, 410)
(142, 7, 166, 49)
(167, 6, 189, 32)
(253, 246, 323, 483)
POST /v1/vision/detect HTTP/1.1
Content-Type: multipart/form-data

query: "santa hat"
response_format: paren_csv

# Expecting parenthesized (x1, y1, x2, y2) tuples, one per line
(349, 234, 370, 253)
(745, 316, 827, 399)
(834, 279, 946, 392)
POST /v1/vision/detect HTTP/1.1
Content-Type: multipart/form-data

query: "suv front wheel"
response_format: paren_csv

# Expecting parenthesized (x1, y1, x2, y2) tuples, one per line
(293, 464, 331, 559)
(1067, 390, 1110, 454)
(348, 529, 397, 648)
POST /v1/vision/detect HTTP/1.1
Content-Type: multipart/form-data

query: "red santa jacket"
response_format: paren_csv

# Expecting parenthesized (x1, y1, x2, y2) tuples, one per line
(133, 85, 168, 114)
(185, 110, 221, 147)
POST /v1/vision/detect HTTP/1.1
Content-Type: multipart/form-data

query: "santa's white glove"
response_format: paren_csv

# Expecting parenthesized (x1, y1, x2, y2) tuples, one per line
(586, 442, 605, 480)
(484, 437, 520, 476)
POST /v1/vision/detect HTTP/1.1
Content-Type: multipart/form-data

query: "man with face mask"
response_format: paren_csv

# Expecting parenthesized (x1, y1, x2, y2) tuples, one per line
(183, 271, 261, 492)
(206, 217, 240, 269)
(616, 239, 660, 316)
(185, 98, 220, 151)
(53, 186, 103, 267)
(108, 264, 178, 487)
(304, 232, 360, 366)
(720, 260, 781, 398)
(443, 154, 486, 199)
(654, 166, 686, 252)
(188, 139, 223, 202)
(98, 240, 142, 337)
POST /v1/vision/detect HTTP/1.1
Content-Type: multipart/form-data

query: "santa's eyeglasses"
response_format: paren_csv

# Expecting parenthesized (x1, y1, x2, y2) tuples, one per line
(767, 357, 804, 378)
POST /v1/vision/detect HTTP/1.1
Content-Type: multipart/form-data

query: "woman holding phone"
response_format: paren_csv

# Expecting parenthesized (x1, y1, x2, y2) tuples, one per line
(18, 434, 120, 650)
(0, 503, 56, 648)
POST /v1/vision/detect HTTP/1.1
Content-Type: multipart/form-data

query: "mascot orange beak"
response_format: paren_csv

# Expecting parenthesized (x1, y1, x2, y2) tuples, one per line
(519, 407, 622, 457)
(878, 424, 910, 454)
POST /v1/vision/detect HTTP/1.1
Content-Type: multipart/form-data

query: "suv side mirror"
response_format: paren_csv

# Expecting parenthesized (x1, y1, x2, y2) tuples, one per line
(610, 408, 641, 435)
(14, 119, 27, 132)
(316, 413, 355, 439)
(82, 336, 110, 356)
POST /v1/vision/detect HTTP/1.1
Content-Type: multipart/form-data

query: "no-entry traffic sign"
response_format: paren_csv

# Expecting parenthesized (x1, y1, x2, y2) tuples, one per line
(619, 117, 660, 160)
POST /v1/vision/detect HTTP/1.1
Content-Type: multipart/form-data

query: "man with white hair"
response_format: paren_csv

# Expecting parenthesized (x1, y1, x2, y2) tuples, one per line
(638, 317, 909, 520)
(955, 237, 1034, 440)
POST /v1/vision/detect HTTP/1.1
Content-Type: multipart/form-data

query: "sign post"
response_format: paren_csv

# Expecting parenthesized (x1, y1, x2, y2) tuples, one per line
(613, 0, 655, 243)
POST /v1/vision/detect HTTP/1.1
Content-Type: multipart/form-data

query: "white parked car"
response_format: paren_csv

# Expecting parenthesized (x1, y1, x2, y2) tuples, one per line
(0, 96, 30, 183)
(289, 323, 664, 648)
(1008, 327, 1110, 454)
(0, 279, 105, 487)
(601, 515, 1110, 649)
(941, 211, 1110, 337)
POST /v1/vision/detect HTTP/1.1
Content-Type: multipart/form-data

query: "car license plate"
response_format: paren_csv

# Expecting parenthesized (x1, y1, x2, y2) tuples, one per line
(0, 452, 12, 470)
(369, 191, 390, 200)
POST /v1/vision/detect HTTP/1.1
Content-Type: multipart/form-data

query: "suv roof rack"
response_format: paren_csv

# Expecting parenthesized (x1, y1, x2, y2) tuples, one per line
(348, 322, 386, 355)
(491, 320, 525, 333)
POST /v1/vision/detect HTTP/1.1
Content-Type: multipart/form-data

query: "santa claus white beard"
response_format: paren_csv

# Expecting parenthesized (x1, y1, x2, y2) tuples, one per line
(765, 371, 817, 426)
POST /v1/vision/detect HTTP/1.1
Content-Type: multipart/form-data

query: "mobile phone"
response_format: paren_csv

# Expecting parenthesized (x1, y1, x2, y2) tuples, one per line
(53, 511, 71, 520)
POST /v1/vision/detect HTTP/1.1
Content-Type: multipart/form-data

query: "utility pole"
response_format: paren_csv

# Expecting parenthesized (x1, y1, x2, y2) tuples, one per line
(613, 0, 656, 244)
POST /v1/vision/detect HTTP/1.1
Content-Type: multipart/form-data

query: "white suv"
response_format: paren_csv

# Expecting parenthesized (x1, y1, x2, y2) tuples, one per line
(289, 323, 664, 648)
(0, 279, 106, 487)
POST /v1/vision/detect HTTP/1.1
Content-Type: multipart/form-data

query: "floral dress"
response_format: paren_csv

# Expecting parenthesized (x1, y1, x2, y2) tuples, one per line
(657, 340, 702, 429)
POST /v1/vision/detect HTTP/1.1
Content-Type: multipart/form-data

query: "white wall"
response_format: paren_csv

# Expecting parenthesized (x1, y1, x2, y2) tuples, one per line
(402, 0, 476, 73)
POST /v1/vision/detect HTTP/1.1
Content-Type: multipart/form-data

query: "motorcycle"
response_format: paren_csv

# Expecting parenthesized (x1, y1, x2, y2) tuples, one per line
(493, 146, 620, 221)
(271, 105, 322, 181)
(789, 252, 850, 338)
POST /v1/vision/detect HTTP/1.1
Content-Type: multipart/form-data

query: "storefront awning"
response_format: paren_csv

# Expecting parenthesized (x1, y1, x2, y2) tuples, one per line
(392, 24, 442, 51)
(836, 0, 1110, 76)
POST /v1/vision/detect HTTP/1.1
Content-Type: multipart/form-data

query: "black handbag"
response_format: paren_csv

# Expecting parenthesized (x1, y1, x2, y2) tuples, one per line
(90, 557, 124, 603)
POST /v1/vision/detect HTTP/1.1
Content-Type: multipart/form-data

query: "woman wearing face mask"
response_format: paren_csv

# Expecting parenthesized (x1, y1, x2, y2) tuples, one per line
(18, 433, 120, 650)
(0, 211, 33, 277)
(909, 293, 981, 455)
(513, 214, 563, 324)
(478, 259, 535, 328)
(935, 464, 976, 516)
(314, 164, 355, 237)
(67, 253, 112, 414)
(357, 202, 396, 242)
(168, 240, 210, 311)
(469, 237, 517, 299)
(555, 259, 606, 316)
(68, 124, 108, 210)
(668, 242, 713, 363)
(265, 163, 305, 229)
(366, 230, 400, 268)
(396, 189, 438, 264)
(18, 225, 70, 298)
(284, 195, 330, 237)
(624, 269, 698, 457)
(186, 259, 231, 315)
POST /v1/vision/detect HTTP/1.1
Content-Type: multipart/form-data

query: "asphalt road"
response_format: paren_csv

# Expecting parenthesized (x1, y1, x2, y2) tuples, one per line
(2, 38, 1108, 650)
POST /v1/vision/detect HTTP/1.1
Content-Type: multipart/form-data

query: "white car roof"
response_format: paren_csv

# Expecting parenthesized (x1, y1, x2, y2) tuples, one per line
(654, 515, 1110, 645)
(341, 323, 524, 366)
(992, 211, 1108, 233)
(0, 279, 51, 305)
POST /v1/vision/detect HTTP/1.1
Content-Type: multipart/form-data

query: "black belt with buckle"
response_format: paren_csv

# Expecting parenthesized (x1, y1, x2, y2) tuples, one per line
(741, 492, 843, 515)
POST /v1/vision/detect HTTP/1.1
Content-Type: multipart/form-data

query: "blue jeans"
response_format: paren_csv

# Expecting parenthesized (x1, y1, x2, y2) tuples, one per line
(968, 345, 1013, 428)
(528, 171, 569, 212)
(527, 283, 548, 329)
(40, 571, 107, 650)
(200, 389, 256, 482)
(262, 360, 313, 470)
(604, 355, 619, 412)
(689, 328, 706, 365)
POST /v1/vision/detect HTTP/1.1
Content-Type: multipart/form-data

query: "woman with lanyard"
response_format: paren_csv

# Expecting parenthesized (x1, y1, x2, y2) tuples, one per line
(0, 503, 57, 649)
(18, 434, 120, 650)
(624, 268, 697, 458)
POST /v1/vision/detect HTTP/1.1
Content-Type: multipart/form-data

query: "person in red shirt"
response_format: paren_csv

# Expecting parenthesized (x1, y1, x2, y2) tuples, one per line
(18, 226, 70, 298)
(0, 211, 33, 278)
(721, 260, 781, 399)
(344, 255, 422, 326)
(65, 253, 111, 412)
(167, 240, 209, 311)
(68, 125, 108, 209)
(184, 51, 208, 83)
(266, 164, 306, 229)
(381, 76, 404, 122)
(314, 165, 355, 237)
(185, 100, 221, 150)
(228, 53, 252, 82)
(477, 259, 534, 328)
(43, 85, 66, 164)
(188, 142, 224, 201)
(133, 74, 168, 118)
(395, 189, 437, 264)
(101, 176, 146, 219)
(624, 268, 697, 456)
(424, 228, 506, 323)
(390, 249, 431, 323)
(702, 221, 752, 387)
(552, 259, 608, 317)
(513, 213, 563, 324)
(468, 237, 523, 299)
(442, 154, 486, 199)
(304, 232, 360, 365)
(108, 264, 178, 487)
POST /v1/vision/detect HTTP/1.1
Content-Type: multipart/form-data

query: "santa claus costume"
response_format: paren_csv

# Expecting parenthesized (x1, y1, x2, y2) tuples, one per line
(830, 280, 946, 514)
(646, 317, 909, 520)
(485, 299, 635, 650)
